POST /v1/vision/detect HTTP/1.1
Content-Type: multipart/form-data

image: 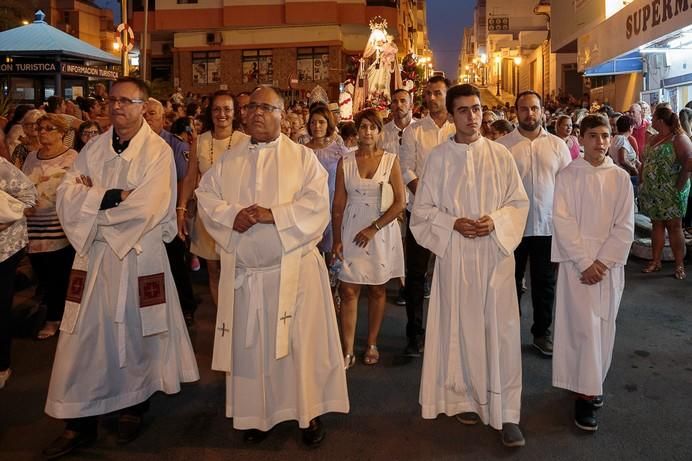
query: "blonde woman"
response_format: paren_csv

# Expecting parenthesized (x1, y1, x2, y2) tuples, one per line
(11, 109, 44, 169)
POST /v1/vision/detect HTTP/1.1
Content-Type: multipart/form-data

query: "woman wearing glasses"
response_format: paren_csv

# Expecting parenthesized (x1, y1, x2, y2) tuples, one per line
(11, 109, 44, 169)
(177, 90, 249, 306)
(74, 121, 101, 152)
(21, 114, 77, 339)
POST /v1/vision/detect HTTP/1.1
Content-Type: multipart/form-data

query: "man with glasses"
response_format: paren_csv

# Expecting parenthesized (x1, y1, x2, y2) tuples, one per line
(44, 76, 199, 459)
(399, 76, 456, 357)
(481, 110, 498, 138)
(496, 90, 571, 357)
(196, 86, 348, 448)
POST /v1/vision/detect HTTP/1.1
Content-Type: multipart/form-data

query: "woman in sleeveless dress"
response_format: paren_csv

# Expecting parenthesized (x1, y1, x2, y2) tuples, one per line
(177, 91, 249, 305)
(639, 106, 691, 280)
(332, 109, 406, 368)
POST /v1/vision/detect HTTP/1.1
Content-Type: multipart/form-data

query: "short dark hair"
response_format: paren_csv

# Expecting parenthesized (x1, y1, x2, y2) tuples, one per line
(445, 84, 481, 113)
(514, 90, 543, 110)
(170, 117, 192, 136)
(112, 76, 150, 101)
(307, 105, 336, 138)
(616, 114, 634, 133)
(340, 121, 357, 139)
(46, 96, 63, 113)
(579, 114, 610, 135)
(427, 75, 451, 88)
(354, 109, 383, 133)
(491, 119, 514, 135)
(391, 88, 411, 99)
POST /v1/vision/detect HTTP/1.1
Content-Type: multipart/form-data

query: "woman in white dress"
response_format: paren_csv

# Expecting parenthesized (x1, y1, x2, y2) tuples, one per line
(331, 109, 405, 368)
(177, 91, 248, 305)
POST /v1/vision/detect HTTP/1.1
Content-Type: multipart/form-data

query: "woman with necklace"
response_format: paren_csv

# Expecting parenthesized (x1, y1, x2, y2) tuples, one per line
(21, 114, 77, 339)
(639, 106, 692, 280)
(331, 109, 406, 368)
(177, 90, 249, 305)
(305, 105, 350, 256)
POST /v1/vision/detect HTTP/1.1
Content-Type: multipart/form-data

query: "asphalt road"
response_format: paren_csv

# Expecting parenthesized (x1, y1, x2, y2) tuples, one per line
(1, 257, 690, 461)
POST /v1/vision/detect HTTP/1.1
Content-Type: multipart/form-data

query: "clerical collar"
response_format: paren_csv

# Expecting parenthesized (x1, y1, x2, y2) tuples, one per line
(112, 130, 132, 155)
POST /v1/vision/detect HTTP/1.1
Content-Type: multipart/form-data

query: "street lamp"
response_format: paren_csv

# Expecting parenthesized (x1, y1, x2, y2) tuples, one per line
(494, 56, 501, 96)
(513, 56, 522, 95)
(480, 54, 488, 86)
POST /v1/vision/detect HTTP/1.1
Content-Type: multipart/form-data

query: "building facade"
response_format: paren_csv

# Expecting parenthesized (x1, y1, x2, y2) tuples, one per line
(39, 0, 118, 55)
(131, 0, 424, 100)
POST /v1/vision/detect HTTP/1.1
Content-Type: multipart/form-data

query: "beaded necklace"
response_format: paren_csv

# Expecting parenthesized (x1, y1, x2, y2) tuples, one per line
(209, 132, 233, 165)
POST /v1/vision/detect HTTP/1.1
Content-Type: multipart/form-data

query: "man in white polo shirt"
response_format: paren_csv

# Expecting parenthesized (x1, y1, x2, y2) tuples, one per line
(496, 90, 571, 357)
(382, 89, 416, 155)
(399, 76, 455, 356)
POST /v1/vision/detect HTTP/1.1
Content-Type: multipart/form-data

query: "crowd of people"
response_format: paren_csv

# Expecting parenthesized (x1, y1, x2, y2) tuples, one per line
(0, 75, 690, 458)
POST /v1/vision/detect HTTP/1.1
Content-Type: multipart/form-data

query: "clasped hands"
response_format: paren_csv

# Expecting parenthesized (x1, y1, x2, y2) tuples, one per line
(453, 216, 494, 238)
(580, 260, 608, 285)
(233, 204, 274, 233)
(75, 175, 132, 201)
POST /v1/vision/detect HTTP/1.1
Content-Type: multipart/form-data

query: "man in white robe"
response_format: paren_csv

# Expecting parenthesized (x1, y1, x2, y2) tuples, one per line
(195, 87, 349, 447)
(44, 77, 199, 459)
(411, 84, 529, 447)
(551, 115, 634, 432)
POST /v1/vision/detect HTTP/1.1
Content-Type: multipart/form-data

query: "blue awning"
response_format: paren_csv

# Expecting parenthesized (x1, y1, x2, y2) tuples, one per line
(0, 10, 119, 65)
(584, 51, 642, 77)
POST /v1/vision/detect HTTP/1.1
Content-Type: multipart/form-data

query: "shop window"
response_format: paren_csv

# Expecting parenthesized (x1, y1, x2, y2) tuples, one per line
(242, 50, 273, 84)
(297, 47, 329, 81)
(192, 51, 221, 86)
(10, 78, 35, 101)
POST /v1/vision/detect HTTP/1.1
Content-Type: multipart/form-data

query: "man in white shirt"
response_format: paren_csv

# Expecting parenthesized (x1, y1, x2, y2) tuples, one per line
(399, 76, 456, 356)
(381, 89, 416, 155)
(496, 90, 571, 357)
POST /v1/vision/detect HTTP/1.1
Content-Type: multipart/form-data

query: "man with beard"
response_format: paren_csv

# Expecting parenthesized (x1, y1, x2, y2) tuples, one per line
(382, 89, 417, 155)
(497, 90, 571, 357)
(195, 86, 349, 447)
(399, 76, 455, 357)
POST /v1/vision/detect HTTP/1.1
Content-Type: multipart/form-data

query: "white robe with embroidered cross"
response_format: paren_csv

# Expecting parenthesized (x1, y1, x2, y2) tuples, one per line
(46, 123, 199, 419)
(410, 137, 529, 430)
(551, 157, 634, 396)
(195, 133, 349, 431)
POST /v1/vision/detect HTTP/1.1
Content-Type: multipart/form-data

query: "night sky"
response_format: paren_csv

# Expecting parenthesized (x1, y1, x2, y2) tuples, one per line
(427, 0, 475, 81)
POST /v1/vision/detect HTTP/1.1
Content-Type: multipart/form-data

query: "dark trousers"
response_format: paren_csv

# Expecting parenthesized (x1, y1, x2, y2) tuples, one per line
(28, 245, 75, 322)
(165, 236, 197, 315)
(514, 236, 556, 338)
(65, 399, 150, 433)
(0, 250, 23, 371)
(404, 211, 431, 341)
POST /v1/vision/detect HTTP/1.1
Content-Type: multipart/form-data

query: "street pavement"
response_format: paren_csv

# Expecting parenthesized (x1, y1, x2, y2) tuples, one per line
(1, 256, 690, 461)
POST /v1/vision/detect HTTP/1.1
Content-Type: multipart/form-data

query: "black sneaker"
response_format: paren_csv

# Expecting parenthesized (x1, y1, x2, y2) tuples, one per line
(574, 399, 598, 432)
(403, 339, 422, 357)
(532, 336, 553, 357)
(395, 287, 407, 306)
(592, 395, 604, 408)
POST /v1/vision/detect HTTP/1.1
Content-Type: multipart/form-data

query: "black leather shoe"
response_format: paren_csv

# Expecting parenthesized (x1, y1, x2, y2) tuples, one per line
(574, 398, 598, 432)
(302, 417, 325, 448)
(117, 414, 142, 445)
(42, 430, 97, 459)
(243, 429, 271, 444)
(592, 395, 604, 408)
(403, 339, 422, 357)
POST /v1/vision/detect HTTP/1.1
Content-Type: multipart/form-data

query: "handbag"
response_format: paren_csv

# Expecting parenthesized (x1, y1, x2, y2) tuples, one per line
(379, 181, 394, 213)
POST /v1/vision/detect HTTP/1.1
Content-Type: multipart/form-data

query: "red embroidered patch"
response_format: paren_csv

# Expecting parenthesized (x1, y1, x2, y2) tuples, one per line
(138, 273, 166, 307)
(65, 270, 87, 303)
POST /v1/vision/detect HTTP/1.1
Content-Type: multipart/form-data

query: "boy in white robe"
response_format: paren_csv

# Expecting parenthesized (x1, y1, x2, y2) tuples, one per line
(44, 77, 199, 459)
(411, 84, 529, 447)
(195, 87, 349, 447)
(551, 115, 635, 432)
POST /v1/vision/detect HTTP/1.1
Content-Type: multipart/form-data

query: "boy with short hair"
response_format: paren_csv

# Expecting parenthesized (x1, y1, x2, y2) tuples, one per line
(551, 115, 635, 432)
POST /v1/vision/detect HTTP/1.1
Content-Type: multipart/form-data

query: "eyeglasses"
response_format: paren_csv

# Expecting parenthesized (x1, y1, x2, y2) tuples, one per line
(37, 125, 60, 133)
(107, 96, 145, 107)
(22, 122, 36, 128)
(246, 102, 282, 113)
(398, 129, 403, 145)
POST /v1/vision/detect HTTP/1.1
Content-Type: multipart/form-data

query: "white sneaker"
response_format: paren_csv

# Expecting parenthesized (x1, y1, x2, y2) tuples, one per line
(0, 368, 11, 389)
